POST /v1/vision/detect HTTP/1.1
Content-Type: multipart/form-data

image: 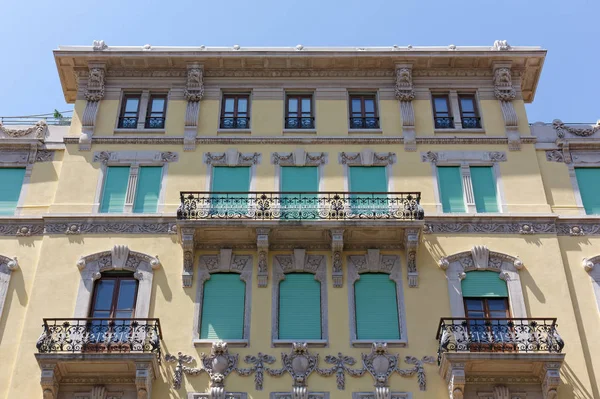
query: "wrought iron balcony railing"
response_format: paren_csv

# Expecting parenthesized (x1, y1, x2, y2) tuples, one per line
(220, 116, 250, 129)
(178, 191, 423, 220)
(36, 318, 162, 360)
(434, 116, 454, 129)
(285, 116, 315, 129)
(461, 116, 482, 129)
(118, 116, 138, 129)
(145, 116, 165, 129)
(349, 117, 380, 129)
(436, 318, 564, 363)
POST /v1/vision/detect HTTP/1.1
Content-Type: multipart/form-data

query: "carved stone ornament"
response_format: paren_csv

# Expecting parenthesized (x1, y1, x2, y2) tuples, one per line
(181, 227, 195, 287)
(92, 40, 108, 51)
(184, 67, 204, 102)
(256, 228, 270, 288)
(205, 149, 261, 166)
(201, 341, 239, 397)
(85, 67, 106, 102)
(236, 353, 276, 390)
(330, 229, 344, 288)
(317, 352, 364, 390)
(266, 343, 318, 399)
(553, 119, 600, 138)
(420, 150, 507, 164)
(394, 67, 414, 101)
(165, 352, 203, 390)
(493, 67, 516, 101)
(0, 120, 48, 139)
(272, 150, 327, 166)
(339, 149, 396, 166)
(492, 40, 511, 51)
(424, 220, 557, 235)
(545, 150, 565, 163)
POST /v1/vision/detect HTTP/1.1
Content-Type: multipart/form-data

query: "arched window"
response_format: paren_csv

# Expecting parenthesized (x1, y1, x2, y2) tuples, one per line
(200, 273, 246, 340)
(354, 273, 400, 340)
(278, 273, 321, 340)
(89, 271, 139, 319)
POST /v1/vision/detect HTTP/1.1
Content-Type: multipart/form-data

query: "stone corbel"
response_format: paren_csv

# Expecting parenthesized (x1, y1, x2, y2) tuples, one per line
(395, 64, 416, 152)
(256, 228, 270, 287)
(330, 229, 344, 287)
(90, 385, 106, 399)
(404, 229, 420, 288)
(492, 62, 520, 151)
(181, 227, 196, 287)
(445, 363, 465, 399)
(80, 62, 106, 151)
(135, 362, 154, 399)
(40, 362, 61, 399)
(184, 64, 204, 151)
(540, 362, 561, 399)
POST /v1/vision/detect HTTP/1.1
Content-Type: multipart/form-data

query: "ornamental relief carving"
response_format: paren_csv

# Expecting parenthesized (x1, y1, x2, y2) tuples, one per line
(0, 120, 48, 139)
(553, 119, 600, 138)
(85, 67, 106, 102)
(339, 149, 396, 166)
(185, 66, 204, 102)
(394, 67, 414, 102)
(420, 151, 507, 164)
(205, 149, 261, 166)
(272, 150, 327, 166)
(165, 342, 435, 397)
(493, 67, 516, 101)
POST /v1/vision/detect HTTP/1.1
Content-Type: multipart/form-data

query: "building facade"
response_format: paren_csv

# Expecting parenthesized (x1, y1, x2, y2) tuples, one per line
(0, 40, 598, 399)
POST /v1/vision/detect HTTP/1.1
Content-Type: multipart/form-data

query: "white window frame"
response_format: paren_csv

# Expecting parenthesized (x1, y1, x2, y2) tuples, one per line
(92, 151, 178, 214)
(114, 89, 169, 132)
(430, 90, 485, 132)
(421, 151, 507, 214)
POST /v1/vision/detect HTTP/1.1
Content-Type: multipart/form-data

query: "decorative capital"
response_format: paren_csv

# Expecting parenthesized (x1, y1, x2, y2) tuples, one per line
(85, 66, 106, 102)
(395, 66, 414, 102)
(493, 66, 516, 101)
(184, 65, 204, 102)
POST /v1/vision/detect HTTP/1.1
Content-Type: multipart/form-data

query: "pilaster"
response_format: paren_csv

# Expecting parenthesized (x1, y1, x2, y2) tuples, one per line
(181, 227, 196, 287)
(135, 361, 154, 399)
(330, 229, 344, 288)
(40, 362, 61, 399)
(492, 62, 521, 151)
(80, 62, 106, 151)
(256, 228, 270, 288)
(460, 164, 476, 213)
(184, 64, 204, 151)
(395, 64, 416, 151)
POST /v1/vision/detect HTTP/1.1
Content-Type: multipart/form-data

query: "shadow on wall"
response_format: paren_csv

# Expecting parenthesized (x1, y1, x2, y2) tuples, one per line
(0, 261, 28, 344)
(562, 360, 595, 399)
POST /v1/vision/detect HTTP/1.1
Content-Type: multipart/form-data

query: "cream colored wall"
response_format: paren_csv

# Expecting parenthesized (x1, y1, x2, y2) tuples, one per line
(536, 151, 580, 215)
(315, 100, 347, 135)
(20, 152, 64, 215)
(251, 100, 283, 135)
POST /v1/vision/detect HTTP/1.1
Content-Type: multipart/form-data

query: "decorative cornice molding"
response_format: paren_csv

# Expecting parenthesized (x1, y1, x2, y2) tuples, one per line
(339, 149, 396, 166)
(272, 150, 327, 166)
(205, 149, 261, 166)
(0, 120, 48, 139)
(420, 150, 507, 164)
(204, 69, 396, 78)
(424, 220, 557, 235)
(92, 150, 179, 164)
(553, 119, 600, 138)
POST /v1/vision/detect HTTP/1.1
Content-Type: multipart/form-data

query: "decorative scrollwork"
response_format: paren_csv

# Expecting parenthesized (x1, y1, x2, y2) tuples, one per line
(235, 353, 275, 390)
(317, 352, 364, 390)
(165, 352, 203, 389)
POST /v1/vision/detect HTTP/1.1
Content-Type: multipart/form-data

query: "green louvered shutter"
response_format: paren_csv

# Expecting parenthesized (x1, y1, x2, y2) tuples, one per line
(211, 167, 251, 215)
(279, 273, 321, 339)
(470, 166, 499, 213)
(200, 273, 245, 339)
(281, 166, 318, 219)
(349, 166, 388, 215)
(438, 166, 465, 213)
(133, 166, 162, 213)
(461, 271, 508, 297)
(100, 166, 130, 213)
(0, 168, 26, 215)
(575, 168, 600, 214)
(354, 273, 400, 340)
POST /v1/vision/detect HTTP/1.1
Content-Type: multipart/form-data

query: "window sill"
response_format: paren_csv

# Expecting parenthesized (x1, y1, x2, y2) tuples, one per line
(283, 129, 317, 134)
(217, 129, 252, 134)
(114, 128, 166, 134)
(351, 339, 407, 348)
(434, 128, 485, 134)
(193, 339, 248, 348)
(348, 129, 383, 134)
(272, 339, 327, 347)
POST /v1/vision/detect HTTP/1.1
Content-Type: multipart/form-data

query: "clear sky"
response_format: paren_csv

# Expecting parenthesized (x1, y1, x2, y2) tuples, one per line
(0, 0, 597, 122)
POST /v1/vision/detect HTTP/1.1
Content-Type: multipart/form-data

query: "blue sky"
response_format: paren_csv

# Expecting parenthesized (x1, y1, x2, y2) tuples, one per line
(0, 0, 597, 122)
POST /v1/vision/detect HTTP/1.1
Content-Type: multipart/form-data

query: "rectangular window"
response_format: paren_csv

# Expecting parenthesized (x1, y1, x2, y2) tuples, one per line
(200, 273, 246, 340)
(354, 273, 400, 340)
(100, 166, 130, 213)
(285, 94, 314, 129)
(470, 166, 498, 213)
(145, 95, 167, 129)
(220, 94, 250, 129)
(458, 94, 481, 129)
(349, 94, 379, 129)
(281, 166, 318, 219)
(349, 166, 388, 215)
(437, 166, 465, 213)
(279, 273, 321, 340)
(575, 168, 600, 214)
(0, 168, 26, 215)
(133, 166, 163, 213)
(118, 94, 141, 129)
(432, 95, 454, 129)
(211, 166, 251, 215)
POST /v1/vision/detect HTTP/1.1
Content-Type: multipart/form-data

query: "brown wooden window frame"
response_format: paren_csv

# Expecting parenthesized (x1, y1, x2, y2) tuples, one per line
(463, 297, 510, 319)
(285, 94, 314, 129)
(89, 274, 139, 319)
(145, 94, 168, 129)
(349, 94, 379, 129)
(220, 93, 250, 129)
(457, 94, 481, 129)
(432, 94, 454, 129)
(118, 93, 142, 129)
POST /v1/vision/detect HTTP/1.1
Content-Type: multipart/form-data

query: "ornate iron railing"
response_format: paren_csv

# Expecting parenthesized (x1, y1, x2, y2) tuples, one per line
(349, 116, 380, 129)
(118, 116, 138, 129)
(145, 116, 165, 129)
(436, 318, 564, 363)
(178, 191, 423, 220)
(285, 116, 315, 129)
(434, 116, 454, 129)
(36, 318, 162, 360)
(220, 116, 250, 129)
(461, 116, 482, 129)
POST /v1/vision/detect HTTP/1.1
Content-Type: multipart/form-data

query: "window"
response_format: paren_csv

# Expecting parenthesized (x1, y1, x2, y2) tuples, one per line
(118, 94, 141, 128)
(280, 166, 318, 219)
(470, 166, 499, 213)
(211, 166, 251, 215)
(285, 94, 314, 129)
(0, 168, 26, 215)
(432, 95, 453, 129)
(145, 95, 167, 129)
(575, 167, 600, 214)
(458, 94, 481, 129)
(100, 166, 163, 214)
(349, 94, 379, 129)
(437, 166, 498, 213)
(437, 166, 464, 213)
(200, 273, 246, 340)
(278, 273, 321, 340)
(220, 94, 250, 129)
(349, 166, 388, 214)
(354, 273, 400, 340)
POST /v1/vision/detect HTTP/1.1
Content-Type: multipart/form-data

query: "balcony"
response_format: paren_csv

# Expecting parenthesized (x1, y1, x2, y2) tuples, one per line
(349, 116, 380, 129)
(220, 116, 250, 129)
(118, 116, 138, 129)
(436, 318, 565, 398)
(285, 116, 315, 129)
(145, 116, 165, 129)
(461, 116, 482, 129)
(434, 116, 454, 129)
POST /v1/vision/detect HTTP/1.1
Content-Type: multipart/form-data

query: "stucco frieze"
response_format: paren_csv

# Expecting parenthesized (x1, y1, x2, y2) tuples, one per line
(423, 220, 557, 235)
(339, 149, 396, 166)
(553, 119, 600, 138)
(205, 149, 261, 166)
(0, 120, 48, 140)
(420, 150, 507, 164)
(272, 150, 327, 166)
(92, 150, 179, 164)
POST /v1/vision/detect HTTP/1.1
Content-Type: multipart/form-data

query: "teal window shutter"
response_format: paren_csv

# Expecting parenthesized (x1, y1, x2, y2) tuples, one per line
(281, 166, 319, 219)
(0, 168, 26, 215)
(133, 166, 162, 213)
(438, 166, 465, 213)
(354, 273, 400, 340)
(575, 168, 600, 214)
(349, 166, 388, 213)
(211, 166, 251, 215)
(200, 273, 246, 340)
(470, 166, 499, 213)
(461, 271, 508, 297)
(279, 273, 321, 339)
(100, 166, 130, 213)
